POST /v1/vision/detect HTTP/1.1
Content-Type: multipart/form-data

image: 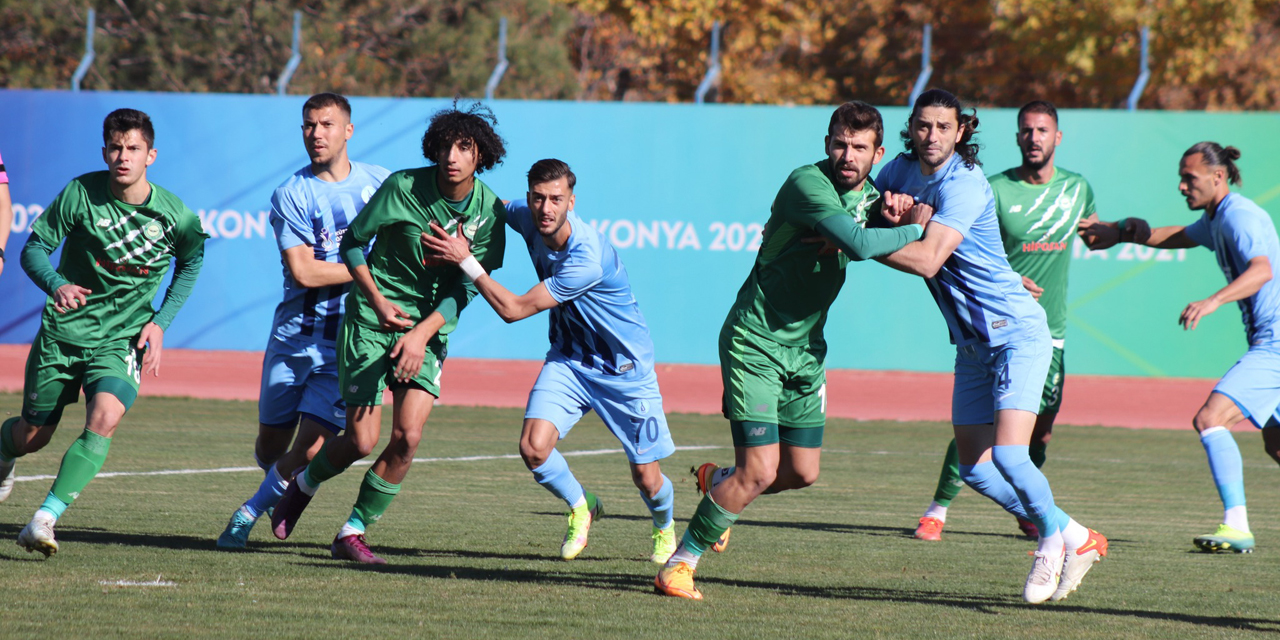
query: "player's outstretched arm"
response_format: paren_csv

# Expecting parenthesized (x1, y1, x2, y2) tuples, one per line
(420, 221, 558, 323)
(877, 219, 963, 278)
(1078, 215, 1195, 250)
(1181, 255, 1272, 331)
(281, 244, 353, 288)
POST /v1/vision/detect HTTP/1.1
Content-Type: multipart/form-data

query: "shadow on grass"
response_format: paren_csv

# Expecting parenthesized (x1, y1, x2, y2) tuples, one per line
(300, 559, 1280, 633)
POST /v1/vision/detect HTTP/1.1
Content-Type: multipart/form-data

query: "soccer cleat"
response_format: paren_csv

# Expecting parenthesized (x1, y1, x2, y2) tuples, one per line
(692, 463, 731, 552)
(1022, 548, 1064, 604)
(654, 561, 703, 600)
(270, 479, 313, 540)
(1016, 517, 1039, 539)
(560, 491, 602, 560)
(650, 524, 677, 564)
(1194, 523, 1255, 553)
(331, 533, 387, 564)
(914, 516, 944, 541)
(0, 457, 14, 503)
(17, 513, 58, 558)
(216, 508, 257, 550)
(1050, 529, 1108, 601)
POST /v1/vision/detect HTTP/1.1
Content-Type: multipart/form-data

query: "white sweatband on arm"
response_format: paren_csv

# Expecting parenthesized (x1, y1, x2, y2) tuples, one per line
(459, 255, 486, 281)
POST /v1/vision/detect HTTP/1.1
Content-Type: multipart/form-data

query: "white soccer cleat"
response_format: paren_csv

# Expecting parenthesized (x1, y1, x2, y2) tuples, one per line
(0, 457, 14, 503)
(1050, 529, 1108, 602)
(17, 512, 58, 558)
(1023, 548, 1063, 604)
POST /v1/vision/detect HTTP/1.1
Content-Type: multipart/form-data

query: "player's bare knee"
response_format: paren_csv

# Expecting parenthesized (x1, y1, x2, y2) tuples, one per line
(790, 467, 820, 489)
(519, 440, 550, 469)
(737, 465, 777, 495)
(630, 466, 663, 495)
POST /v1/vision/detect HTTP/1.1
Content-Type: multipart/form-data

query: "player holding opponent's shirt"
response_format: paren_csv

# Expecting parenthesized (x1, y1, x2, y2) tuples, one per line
(876, 89, 1106, 604)
(1079, 142, 1280, 554)
(270, 103, 507, 564)
(655, 102, 930, 600)
(422, 159, 679, 564)
(217, 93, 389, 549)
(914, 100, 1098, 542)
(4, 109, 208, 556)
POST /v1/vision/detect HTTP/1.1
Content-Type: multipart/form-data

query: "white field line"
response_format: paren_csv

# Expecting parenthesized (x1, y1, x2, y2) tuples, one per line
(99, 575, 178, 587)
(12, 444, 730, 484)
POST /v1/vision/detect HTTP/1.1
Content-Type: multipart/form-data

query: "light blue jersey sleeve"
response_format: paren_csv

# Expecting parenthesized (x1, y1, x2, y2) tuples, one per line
(929, 173, 988, 238)
(1184, 213, 1211, 248)
(1226, 208, 1274, 262)
(545, 237, 605, 304)
(506, 199, 533, 235)
(270, 183, 312, 251)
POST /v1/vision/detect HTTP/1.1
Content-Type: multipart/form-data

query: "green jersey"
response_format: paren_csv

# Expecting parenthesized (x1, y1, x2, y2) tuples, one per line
(339, 166, 505, 337)
(29, 172, 208, 347)
(726, 159, 921, 346)
(990, 167, 1096, 340)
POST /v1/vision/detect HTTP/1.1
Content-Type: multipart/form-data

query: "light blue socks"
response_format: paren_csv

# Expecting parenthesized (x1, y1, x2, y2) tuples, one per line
(641, 474, 674, 529)
(531, 449, 585, 508)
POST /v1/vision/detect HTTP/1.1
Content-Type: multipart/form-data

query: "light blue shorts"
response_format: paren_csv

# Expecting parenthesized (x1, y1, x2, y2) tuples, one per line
(952, 329, 1052, 426)
(525, 358, 675, 464)
(1214, 341, 1280, 429)
(258, 337, 345, 434)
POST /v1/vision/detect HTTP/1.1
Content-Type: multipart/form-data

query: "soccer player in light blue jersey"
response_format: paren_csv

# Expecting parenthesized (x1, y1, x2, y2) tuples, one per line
(1079, 142, 1278, 554)
(875, 89, 1106, 604)
(217, 93, 389, 549)
(420, 159, 678, 563)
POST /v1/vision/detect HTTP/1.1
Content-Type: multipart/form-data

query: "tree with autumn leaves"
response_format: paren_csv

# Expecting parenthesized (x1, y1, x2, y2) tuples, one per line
(3, 0, 1279, 109)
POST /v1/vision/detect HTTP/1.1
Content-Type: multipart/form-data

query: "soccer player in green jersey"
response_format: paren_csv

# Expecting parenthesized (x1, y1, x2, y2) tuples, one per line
(270, 102, 507, 564)
(914, 100, 1098, 542)
(3, 109, 208, 557)
(655, 102, 931, 600)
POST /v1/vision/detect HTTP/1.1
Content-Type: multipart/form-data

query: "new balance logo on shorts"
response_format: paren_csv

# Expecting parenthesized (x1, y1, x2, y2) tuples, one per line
(348, 385, 359, 393)
(749, 427, 768, 436)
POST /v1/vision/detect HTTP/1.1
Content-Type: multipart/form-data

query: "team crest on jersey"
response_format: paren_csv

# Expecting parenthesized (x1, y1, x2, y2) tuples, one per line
(143, 221, 163, 240)
(361, 185, 376, 203)
(1054, 193, 1074, 211)
(638, 400, 649, 415)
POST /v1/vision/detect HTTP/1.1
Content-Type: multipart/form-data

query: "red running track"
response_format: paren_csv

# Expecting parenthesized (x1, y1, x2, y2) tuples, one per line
(0, 344, 1213, 430)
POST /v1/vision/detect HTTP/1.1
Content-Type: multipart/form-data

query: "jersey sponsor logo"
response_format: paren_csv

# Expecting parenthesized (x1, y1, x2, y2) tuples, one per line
(1021, 241, 1069, 253)
(991, 319, 1008, 329)
(96, 257, 151, 277)
(618, 363, 634, 373)
(1009, 205, 1023, 214)
(96, 218, 112, 228)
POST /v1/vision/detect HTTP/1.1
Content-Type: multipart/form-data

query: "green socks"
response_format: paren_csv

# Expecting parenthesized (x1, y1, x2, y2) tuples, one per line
(346, 468, 401, 531)
(932, 438, 963, 506)
(49, 429, 112, 507)
(302, 441, 347, 489)
(1, 417, 20, 461)
(681, 493, 739, 555)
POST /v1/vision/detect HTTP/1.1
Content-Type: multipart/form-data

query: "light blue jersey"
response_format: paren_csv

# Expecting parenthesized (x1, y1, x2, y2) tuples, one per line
(1184, 192, 1280, 346)
(506, 200, 657, 379)
(876, 154, 1046, 347)
(268, 161, 390, 347)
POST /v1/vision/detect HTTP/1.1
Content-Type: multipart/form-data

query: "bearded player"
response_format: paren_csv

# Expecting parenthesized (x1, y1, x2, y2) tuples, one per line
(914, 100, 1098, 542)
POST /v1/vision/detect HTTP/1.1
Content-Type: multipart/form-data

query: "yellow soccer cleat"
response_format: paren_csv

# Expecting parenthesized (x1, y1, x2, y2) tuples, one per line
(654, 561, 703, 600)
(650, 524, 677, 564)
(1194, 523, 1255, 553)
(560, 491, 602, 560)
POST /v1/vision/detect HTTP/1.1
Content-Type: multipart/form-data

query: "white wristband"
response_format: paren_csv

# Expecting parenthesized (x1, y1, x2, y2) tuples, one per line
(459, 255, 486, 281)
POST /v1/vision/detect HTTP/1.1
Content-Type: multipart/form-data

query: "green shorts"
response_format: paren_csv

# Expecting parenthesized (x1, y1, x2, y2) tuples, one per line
(719, 321, 827, 433)
(339, 320, 446, 406)
(730, 420, 825, 448)
(21, 329, 144, 426)
(1040, 345, 1065, 415)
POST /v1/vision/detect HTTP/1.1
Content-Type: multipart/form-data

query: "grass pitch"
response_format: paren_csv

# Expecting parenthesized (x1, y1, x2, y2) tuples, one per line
(2, 393, 1279, 639)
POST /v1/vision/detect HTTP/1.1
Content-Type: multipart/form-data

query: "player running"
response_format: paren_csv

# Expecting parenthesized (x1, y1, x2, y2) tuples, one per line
(217, 93, 389, 549)
(420, 159, 678, 563)
(2, 108, 208, 556)
(654, 101, 930, 600)
(1078, 142, 1275, 554)
(876, 89, 1106, 604)
(914, 100, 1098, 542)
(269, 102, 507, 564)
